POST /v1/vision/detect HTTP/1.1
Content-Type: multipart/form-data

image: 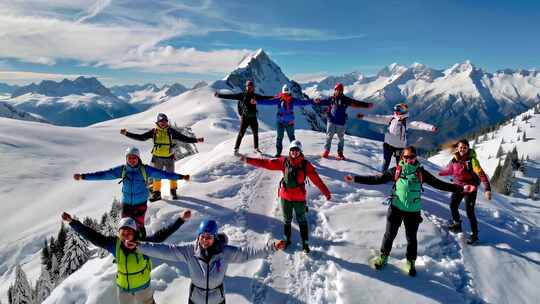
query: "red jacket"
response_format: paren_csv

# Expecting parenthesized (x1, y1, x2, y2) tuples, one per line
(246, 155, 331, 202)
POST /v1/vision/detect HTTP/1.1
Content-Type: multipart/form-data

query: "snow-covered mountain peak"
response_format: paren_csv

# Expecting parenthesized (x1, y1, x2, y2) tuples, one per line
(377, 63, 409, 78)
(11, 76, 115, 98)
(444, 60, 478, 76)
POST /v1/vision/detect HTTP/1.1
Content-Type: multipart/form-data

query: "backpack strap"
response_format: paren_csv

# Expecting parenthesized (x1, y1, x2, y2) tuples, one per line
(118, 165, 127, 184)
(118, 164, 148, 184)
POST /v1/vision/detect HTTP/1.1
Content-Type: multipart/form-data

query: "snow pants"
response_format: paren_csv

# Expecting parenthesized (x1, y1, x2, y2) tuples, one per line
(235, 116, 259, 150)
(122, 203, 148, 239)
(324, 122, 346, 154)
(150, 155, 176, 192)
(450, 191, 478, 236)
(381, 204, 423, 261)
(117, 286, 155, 304)
(382, 143, 403, 172)
(281, 199, 309, 244)
(276, 122, 295, 156)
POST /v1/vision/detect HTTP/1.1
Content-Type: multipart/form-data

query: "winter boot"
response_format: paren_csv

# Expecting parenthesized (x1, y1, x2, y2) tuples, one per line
(302, 241, 311, 254)
(233, 149, 240, 156)
(170, 189, 178, 200)
(373, 254, 388, 270)
(149, 191, 161, 202)
(321, 150, 330, 158)
(336, 152, 346, 161)
(447, 220, 462, 233)
(403, 259, 416, 277)
(467, 234, 479, 245)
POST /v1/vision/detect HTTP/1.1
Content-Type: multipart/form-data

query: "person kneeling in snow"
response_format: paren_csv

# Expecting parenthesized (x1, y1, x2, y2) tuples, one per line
(73, 147, 190, 237)
(356, 102, 438, 172)
(127, 219, 286, 304)
(344, 146, 476, 276)
(61, 210, 192, 304)
(239, 140, 331, 253)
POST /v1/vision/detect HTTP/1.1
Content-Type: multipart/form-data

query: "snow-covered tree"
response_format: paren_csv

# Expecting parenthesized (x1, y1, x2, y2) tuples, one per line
(60, 228, 89, 278)
(35, 266, 54, 303)
(40, 239, 51, 272)
(10, 265, 34, 304)
(496, 145, 504, 158)
(522, 131, 527, 142)
(54, 223, 67, 263)
(171, 123, 199, 160)
(49, 253, 60, 286)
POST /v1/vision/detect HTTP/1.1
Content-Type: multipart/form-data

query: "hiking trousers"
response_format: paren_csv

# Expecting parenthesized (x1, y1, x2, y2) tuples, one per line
(281, 199, 309, 244)
(117, 286, 155, 304)
(381, 204, 423, 261)
(151, 155, 177, 192)
(450, 191, 479, 235)
(235, 116, 259, 150)
(382, 143, 403, 172)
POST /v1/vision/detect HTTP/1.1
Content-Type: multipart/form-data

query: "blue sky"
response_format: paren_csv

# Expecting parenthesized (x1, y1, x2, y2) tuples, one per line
(0, 0, 539, 86)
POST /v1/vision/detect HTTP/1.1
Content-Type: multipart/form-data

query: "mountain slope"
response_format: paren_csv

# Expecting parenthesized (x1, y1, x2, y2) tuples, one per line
(0, 101, 48, 123)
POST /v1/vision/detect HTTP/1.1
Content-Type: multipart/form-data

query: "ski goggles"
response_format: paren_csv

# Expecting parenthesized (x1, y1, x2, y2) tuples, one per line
(393, 105, 408, 114)
(402, 155, 417, 160)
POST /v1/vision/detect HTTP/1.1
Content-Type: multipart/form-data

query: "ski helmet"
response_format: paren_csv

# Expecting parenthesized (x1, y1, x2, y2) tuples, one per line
(334, 83, 344, 91)
(156, 113, 168, 122)
(118, 217, 138, 232)
(125, 147, 140, 158)
(197, 219, 218, 236)
(281, 84, 290, 94)
(289, 140, 303, 152)
(245, 80, 254, 87)
(393, 103, 409, 114)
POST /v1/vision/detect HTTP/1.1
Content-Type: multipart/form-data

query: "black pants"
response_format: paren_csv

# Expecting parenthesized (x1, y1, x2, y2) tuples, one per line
(450, 191, 478, 235)
(235, 116, 259, 150)
(381, 204, 423, 261)
(382, 143, 403, 172)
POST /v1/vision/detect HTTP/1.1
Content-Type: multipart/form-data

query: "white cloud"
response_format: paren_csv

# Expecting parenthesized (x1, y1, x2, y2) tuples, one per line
(75, 0, 112, 23)
(291, 72, 329, 83)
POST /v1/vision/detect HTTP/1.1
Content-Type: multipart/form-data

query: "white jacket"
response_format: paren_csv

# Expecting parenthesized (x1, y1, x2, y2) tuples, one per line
(362, 113, 435, 148)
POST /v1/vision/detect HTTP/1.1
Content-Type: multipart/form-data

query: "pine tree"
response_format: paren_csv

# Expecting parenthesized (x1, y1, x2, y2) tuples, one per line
(35, 266, 54, 303)
(529, 184, 536, 200)
(490, 161, 502, 185)
(482, 134, 489, 142)
(60, 228, 89, 278)
(109, 198, 122, 226)
(49, 253, 60, 286)
(496, 145, 504, 158)
(40, 239, 51, 272)
(522, 131, 527, 142)
(55, 223, 67, 263)
(10, 265, 34, 304)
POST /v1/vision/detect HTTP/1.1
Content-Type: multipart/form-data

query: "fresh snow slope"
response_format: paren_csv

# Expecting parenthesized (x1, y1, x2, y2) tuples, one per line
(2, 112, 539, 303)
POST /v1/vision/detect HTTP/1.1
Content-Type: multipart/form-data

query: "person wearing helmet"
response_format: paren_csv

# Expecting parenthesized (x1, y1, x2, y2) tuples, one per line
(356, 102, 438, 171)
(318, 83, 374, 160)
(128, 219, 286, 304)
(256, 84, 320, 157)
(238, 140, 331, 253)
(214, 80, 274, 155)
(73, 147, 190, 236)
(344, 146, 477, 276)
(120, 113, 204, 201)
(61, 209, 192, 304)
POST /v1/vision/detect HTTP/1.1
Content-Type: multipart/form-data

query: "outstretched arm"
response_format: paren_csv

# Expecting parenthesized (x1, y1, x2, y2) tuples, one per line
(422, 168, 464, 192)
(145, 165, 188, 180)
(68, 218, 115, 253)
(343, 95, 372, 108)
(215, 92, 244, 100)
(244, 157, 284, 171)
(292, 97, 317, 106)
(254, 93, 276, 100)
(408, 121, 437, 132)
(123, 129, 154, 141)
(256, 97, 281, 105)
(306, 163, 331, 199)
(358, 114, 393, 125)
(438, 161, 454, 176)
(169, 128, 200, 143)
(224, 242, 277, 263)
(80, 165, 123, 181)
(137, 242, 190, 263)
(353, 168, 395, 185)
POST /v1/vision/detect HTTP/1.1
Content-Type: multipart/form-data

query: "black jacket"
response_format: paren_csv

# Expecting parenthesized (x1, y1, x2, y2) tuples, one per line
(217, 92, 274, 118)
(125, 127, 198, 143)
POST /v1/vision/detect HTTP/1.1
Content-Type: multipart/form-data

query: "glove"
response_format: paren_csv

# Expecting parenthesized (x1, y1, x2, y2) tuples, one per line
(120, 128, 127, 135)
(183, 175, 190, 181)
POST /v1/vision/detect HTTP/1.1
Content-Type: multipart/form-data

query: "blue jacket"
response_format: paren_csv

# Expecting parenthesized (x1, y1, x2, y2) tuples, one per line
(258, 94, 315, 125)
(82, 164, 185, 205)
(319, 94, 371, 126)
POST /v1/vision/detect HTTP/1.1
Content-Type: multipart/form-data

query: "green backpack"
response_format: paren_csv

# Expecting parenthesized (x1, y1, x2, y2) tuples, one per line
(281, 159, 308, 189)
(391, 161, 424, 212)
(118, 165, 148, 184)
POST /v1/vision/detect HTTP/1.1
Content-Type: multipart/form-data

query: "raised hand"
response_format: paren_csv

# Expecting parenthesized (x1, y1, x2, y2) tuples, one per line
(214, 92, 219, 97)
(183, 175, 190, 181)
(73, 173, 82, 180)
(61, 212, 73, 223)
(181, 210, 192, 220)
(325, 193, 332, 201)
(485, 191, 492, 201)
(432, 126, 439, 133)
(356, 113, 364, 119)
(344, 175, 354, 183)
(120, 128, 127, 135)
(197, 138, 204, 143)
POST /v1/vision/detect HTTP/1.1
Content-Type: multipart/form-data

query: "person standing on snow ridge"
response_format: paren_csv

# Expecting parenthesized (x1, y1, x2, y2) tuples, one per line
(239, 140, 331, 253)
(356, 102, 438, 172)
(257, 84, 320, 157)
(73, 147, 190, 237)
(344, 146, 477, 276)
(61, 210, 192, 304)
(318, 82, 374, 160)
(439, 139, 492, 244)
(127, 219, 286, 304)
(214, 80, 275, 155)
(120, 113, 203, 201)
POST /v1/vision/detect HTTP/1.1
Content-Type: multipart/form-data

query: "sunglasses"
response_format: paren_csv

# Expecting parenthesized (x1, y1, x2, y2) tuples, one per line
(402, 155, 417, 160)
(290, 148, 301, 152)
